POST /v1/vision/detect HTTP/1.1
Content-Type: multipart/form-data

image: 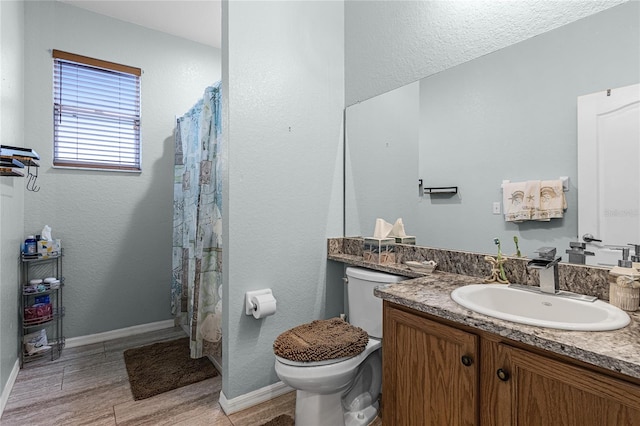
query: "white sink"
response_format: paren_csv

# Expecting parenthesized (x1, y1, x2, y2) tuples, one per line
(451, 284, 630, 331)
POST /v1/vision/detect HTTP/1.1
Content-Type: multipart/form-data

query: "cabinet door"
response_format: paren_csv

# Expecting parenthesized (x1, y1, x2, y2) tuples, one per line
(383, 302, 478, 426)
(488, 343, 640, 426)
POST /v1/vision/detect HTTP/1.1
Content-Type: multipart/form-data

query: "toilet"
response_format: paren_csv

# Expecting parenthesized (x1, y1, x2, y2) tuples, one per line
(274, 267, 406, 426)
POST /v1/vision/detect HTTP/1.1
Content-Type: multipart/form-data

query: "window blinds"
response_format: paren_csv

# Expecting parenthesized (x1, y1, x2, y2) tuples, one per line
(53, 50, 141, 171)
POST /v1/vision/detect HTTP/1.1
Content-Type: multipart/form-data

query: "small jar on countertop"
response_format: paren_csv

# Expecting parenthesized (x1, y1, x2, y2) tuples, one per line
(608, 248, 640, 311)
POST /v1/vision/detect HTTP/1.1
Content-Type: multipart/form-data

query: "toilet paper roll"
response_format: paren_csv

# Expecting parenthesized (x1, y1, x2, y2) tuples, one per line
(251, 294, 277, 319)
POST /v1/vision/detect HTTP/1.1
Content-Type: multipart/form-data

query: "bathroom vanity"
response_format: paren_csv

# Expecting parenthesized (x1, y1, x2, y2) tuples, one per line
(327, 239, 640, 425)
(383, 301, 639, 425)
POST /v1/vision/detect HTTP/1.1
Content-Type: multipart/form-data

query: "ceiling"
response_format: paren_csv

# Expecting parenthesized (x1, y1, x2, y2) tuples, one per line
(58, 0, 222, 48)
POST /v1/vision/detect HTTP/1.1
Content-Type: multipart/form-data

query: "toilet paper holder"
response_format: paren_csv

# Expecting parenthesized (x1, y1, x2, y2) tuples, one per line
(245, 289, 274, 315)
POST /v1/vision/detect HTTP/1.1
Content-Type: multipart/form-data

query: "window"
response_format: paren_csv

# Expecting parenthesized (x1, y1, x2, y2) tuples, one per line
(53, 50, 141, 171)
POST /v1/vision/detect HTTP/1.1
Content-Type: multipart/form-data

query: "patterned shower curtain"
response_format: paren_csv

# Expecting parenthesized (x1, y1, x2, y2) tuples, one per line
(172, 82, 223, 359)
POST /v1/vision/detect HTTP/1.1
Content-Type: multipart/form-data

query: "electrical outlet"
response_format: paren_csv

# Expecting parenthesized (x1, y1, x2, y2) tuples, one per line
(492, 202, 501, 214)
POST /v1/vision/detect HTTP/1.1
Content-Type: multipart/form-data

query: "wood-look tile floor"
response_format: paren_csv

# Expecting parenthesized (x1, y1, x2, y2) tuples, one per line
(1, 327, 296, 426)
(2, 326, 383, 425)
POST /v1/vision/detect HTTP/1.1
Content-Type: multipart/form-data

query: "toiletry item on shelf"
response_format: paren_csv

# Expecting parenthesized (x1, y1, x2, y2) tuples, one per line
(24, 303, 53, 324)
(24, 235, 37, 256)
(23, 329, 50, 356)
(608, 248, 640, 311)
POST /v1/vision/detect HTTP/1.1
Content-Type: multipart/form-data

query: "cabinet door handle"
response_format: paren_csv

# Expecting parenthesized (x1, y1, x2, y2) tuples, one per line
(461, 355, 473, 366)
(496, 368, 510, 381)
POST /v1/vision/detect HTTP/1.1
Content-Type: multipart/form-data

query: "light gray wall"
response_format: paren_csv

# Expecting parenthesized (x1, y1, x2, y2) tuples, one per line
(22, 1, 221, 338)
(344, 2, 639, 258)
(223, 0, 344, 399)
(416, 2, 640, 256)
(345, 82, 419, 237)
(345, 0, 629, 106)
(0, 0, 25, 406)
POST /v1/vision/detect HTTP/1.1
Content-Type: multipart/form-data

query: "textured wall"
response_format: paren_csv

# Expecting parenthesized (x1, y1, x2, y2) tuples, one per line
(22, 1, 221, 338)
(345, 2, 639, 259)
(345, 82, 420, 238)
(0, 0, 25, 406)
(222, 0, 344, 400)
(415, 2, 640, 257)
(345, 0, 629, 105)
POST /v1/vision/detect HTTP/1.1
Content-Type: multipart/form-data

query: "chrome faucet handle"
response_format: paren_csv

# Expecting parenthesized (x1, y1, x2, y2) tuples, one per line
(534, 247, 557, 260)
(569, 241, 587, 250)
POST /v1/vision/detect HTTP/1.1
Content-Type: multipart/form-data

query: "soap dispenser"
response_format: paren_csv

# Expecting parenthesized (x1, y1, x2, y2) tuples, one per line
(629, 244, 640, 271)
(608, 248, 640, 311)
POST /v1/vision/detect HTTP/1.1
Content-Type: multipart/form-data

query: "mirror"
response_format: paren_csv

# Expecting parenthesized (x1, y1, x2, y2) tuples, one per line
(345, 4, 639, 263)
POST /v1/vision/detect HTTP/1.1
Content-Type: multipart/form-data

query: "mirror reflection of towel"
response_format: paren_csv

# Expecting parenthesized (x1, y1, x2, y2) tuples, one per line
(503, 181, 528, 222)
(503, 179, 566, 222)
(524, 180, 541, 218)
(534, 180, 566, 221)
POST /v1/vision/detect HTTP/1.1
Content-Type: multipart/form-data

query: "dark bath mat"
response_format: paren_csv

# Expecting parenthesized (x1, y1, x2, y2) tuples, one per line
(123, 337, 218, 400)
(260, 414, 295, 426)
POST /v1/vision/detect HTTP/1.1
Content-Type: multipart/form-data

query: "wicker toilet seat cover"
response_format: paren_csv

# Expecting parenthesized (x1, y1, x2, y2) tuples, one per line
(273, 318, 369, 362)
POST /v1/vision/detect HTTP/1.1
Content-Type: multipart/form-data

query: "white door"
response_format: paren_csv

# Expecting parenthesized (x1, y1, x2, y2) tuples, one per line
(578, 83, 640, 267)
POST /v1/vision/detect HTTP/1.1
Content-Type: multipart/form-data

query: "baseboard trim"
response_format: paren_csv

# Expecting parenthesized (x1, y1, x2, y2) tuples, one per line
(0, 359, 20, 418)
(219, 381, 294, 415)
(65, 319, 175, 348)
(206, 354, 222, 373)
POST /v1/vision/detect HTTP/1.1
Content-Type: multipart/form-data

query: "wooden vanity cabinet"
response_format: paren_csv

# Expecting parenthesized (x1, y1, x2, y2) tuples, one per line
(382, 302, 479, 425)
(482, 340, 640, 426)
(383, 301, 640, 426)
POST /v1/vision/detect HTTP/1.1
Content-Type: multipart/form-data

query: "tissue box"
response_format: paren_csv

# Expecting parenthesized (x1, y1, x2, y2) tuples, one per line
(363, 238, 396, 264)
(37, 239, 61, 258)
(394, 236, 416, 245)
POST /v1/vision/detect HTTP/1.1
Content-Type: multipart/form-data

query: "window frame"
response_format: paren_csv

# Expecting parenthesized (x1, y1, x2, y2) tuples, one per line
(52, 50, 142, 172)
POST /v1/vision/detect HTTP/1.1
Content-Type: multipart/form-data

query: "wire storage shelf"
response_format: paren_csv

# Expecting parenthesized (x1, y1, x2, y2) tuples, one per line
(20, 248, 65, 367)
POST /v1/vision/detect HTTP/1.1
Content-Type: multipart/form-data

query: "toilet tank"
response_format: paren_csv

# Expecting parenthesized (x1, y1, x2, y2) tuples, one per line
(346, 267, 406, 339)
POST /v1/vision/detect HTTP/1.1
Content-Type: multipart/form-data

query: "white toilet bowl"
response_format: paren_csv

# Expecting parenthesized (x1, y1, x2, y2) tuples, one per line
(275, 339, 382, 426)
(273, 267, 406, 426)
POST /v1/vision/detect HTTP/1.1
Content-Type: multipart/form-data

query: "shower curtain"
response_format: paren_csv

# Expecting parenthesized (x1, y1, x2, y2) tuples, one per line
(172, 82, 223, 359)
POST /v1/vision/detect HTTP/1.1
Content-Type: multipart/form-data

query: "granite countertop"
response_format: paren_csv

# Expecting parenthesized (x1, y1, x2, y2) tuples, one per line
(328, 253, 640, 381)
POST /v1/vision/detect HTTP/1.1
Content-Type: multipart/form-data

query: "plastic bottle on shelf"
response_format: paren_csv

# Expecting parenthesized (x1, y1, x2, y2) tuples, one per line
(24, 236, 37, 256)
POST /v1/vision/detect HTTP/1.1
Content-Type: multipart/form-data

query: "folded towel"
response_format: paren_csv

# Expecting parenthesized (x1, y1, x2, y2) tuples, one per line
(503, 181, 528, 222)
(523, 180, 541, 218)
(535, 179, 566, 221)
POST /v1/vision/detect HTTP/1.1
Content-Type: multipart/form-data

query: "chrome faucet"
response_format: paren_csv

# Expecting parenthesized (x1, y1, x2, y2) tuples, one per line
(527, 247, 562, 294)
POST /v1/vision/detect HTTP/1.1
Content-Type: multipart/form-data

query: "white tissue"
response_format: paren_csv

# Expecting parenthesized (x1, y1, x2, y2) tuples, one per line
(390, 218, 407, 238)
(41, 225, 53, 242)
(373, 218, 393, 239)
